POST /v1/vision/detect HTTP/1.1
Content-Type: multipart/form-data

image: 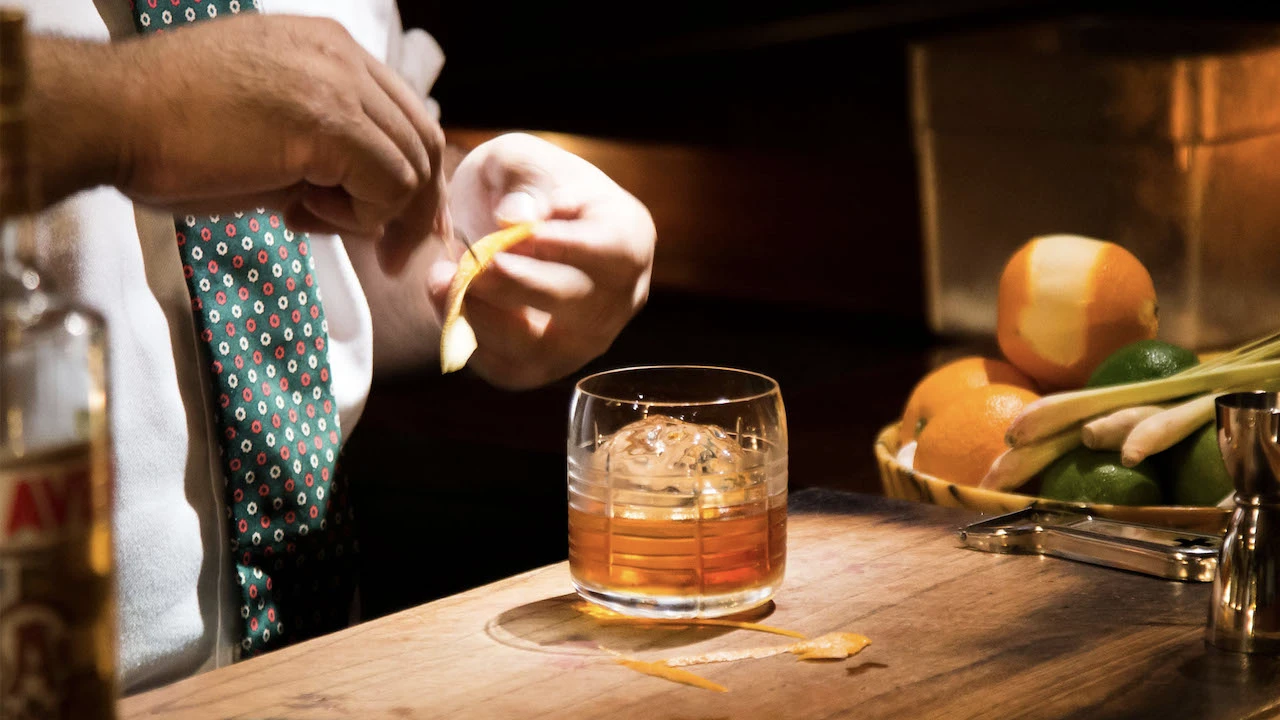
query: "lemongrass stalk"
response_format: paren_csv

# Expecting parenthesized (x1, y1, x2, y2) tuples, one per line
(1006, 360, 1280, 447)
(1119, 379, 1280, 466)
(1183, 330, 1280, 375)
(1186, 345, 1280, 376)
(980, 429, 1081, 492)
(1120, 394, 1216, 467)
(1081, 405, 1166, 450)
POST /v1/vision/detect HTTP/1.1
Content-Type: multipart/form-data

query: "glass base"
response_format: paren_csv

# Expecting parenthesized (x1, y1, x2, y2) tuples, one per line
(573, 580, 780, 619)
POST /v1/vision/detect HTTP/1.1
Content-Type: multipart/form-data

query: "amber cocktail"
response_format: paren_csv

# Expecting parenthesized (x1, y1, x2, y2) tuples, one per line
(567, 366, 788, 618)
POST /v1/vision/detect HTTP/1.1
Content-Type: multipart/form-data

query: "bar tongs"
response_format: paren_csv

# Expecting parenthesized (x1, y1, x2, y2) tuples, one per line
(958, 506, 1221, 582)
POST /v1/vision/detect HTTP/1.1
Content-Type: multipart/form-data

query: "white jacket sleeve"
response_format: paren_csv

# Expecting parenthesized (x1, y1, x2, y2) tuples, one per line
(383, 4, 445, 122)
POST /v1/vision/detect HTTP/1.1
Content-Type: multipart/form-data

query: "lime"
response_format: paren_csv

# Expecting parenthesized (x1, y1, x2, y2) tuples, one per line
(1085, 339, 1199, 388)
(1167, 423, 1234, 506)
(1040, 447, 1163, 506)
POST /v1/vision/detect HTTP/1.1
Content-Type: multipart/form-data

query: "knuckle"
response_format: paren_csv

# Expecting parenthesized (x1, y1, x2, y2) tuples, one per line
(325, 82, 364, 122)
(297, 83, 360, 137)
(407, 135, 433, 179)
(390, 160, 419, 200)
(306, 17, 356, 52)
(425, 125, 447, 159)
(478, 150, 508, 185)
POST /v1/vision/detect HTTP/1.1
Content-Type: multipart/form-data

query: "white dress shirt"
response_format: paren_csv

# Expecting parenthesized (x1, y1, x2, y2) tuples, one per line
(16, 0, 444, 693)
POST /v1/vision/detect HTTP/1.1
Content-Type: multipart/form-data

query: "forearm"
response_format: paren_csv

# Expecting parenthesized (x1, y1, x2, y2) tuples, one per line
(26, 35, 133, 208)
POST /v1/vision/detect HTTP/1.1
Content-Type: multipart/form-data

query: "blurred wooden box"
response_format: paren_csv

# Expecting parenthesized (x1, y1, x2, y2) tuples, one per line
(912, 18, 1280, 350)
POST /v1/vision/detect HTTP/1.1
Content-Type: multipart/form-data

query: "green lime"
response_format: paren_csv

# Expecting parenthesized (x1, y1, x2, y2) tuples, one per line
(1040, 447, 1163, 506)
(1167, 423, 1234, 506)
(1085, 339, 1200, 388)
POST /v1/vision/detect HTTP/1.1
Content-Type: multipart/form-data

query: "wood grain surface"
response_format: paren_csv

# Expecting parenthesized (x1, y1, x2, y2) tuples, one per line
(120, 489, 1280, 720)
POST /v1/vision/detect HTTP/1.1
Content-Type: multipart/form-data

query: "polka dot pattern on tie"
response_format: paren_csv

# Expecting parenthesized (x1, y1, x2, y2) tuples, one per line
(130, 0, 358, 659)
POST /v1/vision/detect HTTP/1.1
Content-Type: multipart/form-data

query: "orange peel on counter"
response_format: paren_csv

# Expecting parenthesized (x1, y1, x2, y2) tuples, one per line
(658, 632, 872, 668)
(613, 658, 729, 693)
(574, 602, 873, 692)
(439, 222, 538, 374)
(788, 632, 874, 661)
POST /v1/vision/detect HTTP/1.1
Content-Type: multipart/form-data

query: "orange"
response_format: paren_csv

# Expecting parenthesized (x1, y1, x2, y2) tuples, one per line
(914, 384, 1040, 487)
(996, 234, 1158, 391)
(900, 356, 1037, 440)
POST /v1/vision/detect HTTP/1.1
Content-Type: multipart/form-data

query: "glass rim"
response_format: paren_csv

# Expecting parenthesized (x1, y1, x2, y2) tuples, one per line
(573, 364, 780, 407)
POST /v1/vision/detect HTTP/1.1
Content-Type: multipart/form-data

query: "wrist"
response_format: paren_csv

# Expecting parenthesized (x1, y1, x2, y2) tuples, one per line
(27, 36, 137, 207)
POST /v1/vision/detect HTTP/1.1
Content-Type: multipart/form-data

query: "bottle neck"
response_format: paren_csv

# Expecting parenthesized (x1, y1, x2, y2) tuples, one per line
(0, 104, 38, 277)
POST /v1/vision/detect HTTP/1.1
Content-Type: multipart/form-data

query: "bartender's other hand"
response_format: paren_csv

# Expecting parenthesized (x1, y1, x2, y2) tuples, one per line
(50, 14, 445, 274)
(431, 133, 655, 390)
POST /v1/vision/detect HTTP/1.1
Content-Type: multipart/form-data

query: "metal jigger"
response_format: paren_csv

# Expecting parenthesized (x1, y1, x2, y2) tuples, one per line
(1209, 391, 1280, 653)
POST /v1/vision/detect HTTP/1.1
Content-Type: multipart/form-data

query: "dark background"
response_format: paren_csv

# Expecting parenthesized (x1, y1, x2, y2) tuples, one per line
(347, 0, 1276, 620)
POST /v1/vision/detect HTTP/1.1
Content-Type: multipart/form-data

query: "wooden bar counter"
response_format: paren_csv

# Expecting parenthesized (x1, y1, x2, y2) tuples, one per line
(119, 489, 1280, 720)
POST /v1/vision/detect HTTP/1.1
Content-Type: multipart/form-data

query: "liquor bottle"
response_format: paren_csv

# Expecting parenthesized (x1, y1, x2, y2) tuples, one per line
(0, 7, 118, 719)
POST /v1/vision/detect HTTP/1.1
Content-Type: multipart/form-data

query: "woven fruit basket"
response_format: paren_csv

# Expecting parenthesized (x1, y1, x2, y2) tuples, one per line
(875, 422, 1230, 534)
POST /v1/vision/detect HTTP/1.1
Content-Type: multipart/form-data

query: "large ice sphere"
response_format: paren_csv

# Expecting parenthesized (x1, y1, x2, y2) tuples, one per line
(596, 415, 751, 493)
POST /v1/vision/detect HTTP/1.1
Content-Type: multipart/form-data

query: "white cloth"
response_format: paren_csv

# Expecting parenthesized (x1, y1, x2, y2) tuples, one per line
(18, 0, 444, 694)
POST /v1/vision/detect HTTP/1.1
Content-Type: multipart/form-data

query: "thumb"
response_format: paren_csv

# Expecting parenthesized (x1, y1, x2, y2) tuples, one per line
(494, 189, 549, 227)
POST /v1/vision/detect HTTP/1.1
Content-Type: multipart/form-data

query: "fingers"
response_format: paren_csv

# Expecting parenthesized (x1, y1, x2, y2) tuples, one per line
(433, 196, 648, 384)
(287, 189, 383, 239)
(454, 246, 621, 379)
(344, 79, 425, 225)
(283, 205, 351, 238)
(302, 59, 445, 274)
(295, 186, 378, 236)
(463, 296, 551, 366)
(364, 51, 446, 224)
(466, 345, 557, 391)
(438, 140, 655, 387)
(362, 51, 447, 274)
(467, 253, 596, 316)
(494, 186, 640, 270)
(494, 190, 547, 226)
(305, 114, 416, 234)
(462, 298, 601, 390)
(504, 217, 649, 281)
(114, 13, 448, 252)
(463, 299, 613, 390)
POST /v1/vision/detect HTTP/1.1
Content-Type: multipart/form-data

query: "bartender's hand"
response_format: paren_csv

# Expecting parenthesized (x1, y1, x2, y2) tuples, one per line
(430, 133, 655, 390)
(28, 14, 445, 274)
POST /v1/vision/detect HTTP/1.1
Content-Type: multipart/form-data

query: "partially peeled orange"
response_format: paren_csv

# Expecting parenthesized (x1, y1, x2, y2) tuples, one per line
(996, 234, 1158, 391)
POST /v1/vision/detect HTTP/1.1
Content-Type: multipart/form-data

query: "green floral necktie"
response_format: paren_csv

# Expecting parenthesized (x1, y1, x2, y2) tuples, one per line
(131, 0, 357, 658)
